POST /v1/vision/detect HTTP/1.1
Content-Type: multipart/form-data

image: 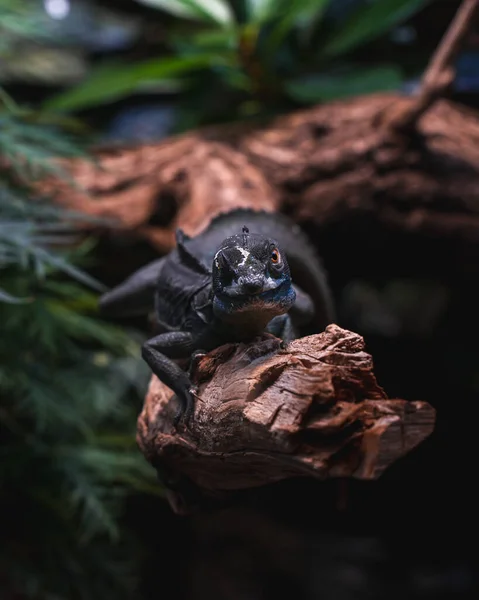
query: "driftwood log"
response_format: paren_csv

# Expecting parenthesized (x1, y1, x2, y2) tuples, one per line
(137, 325, 435, 514)
(40, 93, 479, 254)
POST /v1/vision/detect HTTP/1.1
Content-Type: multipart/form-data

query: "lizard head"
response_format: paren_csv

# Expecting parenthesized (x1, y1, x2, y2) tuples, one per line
(211, 226, 296, 322)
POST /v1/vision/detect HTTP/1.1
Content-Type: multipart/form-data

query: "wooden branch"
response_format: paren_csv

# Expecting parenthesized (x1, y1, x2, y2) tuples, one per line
(38, 134, 279, 252)
(385, 0, 479, 131)
(37, 93, 479, 272)
(136, 325, 435, 514)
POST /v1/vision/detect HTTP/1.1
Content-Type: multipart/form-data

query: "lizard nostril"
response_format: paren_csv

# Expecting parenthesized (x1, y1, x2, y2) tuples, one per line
(241, 279, 264, 294)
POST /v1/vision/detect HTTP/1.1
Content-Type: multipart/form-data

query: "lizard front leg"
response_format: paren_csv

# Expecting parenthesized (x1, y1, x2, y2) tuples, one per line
(142, 331, 199, 425)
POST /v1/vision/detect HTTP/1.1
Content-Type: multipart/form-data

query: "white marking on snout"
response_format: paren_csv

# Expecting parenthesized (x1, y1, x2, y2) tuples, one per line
(236, 246, 250, 266)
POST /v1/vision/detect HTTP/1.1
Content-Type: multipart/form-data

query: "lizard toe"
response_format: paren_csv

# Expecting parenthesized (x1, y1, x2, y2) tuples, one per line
(172, 388, 196, 429)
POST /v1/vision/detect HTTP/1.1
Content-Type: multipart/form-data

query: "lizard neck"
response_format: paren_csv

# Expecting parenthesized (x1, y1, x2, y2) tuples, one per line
(213, 308, 279, 342)
(211, 281, 295, 342)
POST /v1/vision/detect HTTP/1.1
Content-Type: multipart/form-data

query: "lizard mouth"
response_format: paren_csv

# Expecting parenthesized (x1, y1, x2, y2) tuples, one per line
(220, 278, 282, 298)
(221, 288, 268, 299)
(213, 281, 296, 318)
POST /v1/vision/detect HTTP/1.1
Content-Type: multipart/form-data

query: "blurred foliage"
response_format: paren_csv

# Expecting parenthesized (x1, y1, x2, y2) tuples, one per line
(0, 9, 158, 597)
(0, 0, 144, 86)
(44, 0, 432, 129)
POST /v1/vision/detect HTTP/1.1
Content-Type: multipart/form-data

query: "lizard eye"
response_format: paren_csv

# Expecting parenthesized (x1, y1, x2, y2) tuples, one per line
(270, 248, 281, 265)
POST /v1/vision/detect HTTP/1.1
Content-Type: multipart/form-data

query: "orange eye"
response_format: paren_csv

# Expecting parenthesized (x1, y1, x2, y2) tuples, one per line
(271, 248, 280, 264)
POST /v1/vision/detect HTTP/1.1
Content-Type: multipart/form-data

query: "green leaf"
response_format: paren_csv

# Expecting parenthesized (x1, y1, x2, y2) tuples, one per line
(0, 287, 31, 304)
(247, 0, 328, 24)
(285, 65, 402, 103)
(135, 0, 200, 18)
(43, 54, 217, 113)
(263, 0, 329, 52)
(38, 250, 107, 292)
(321, 0, 431, 57)
(182, 0, 235, 25)
(246, 0, 276, 22)
(191, 26, 239, 50)
(135, 0, 234, 25)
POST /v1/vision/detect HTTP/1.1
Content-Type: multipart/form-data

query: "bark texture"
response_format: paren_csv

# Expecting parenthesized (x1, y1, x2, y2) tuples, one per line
(136, 325, 435, 511)
(38, 93, 479, 255)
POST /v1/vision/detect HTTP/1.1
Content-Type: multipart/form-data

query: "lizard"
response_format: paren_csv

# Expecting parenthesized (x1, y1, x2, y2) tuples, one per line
(99, 209, 335, 426)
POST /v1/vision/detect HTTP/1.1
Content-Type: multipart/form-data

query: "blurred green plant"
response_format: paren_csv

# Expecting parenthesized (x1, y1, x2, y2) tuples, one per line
(44, 0, 432, 128)
(0, 0, 41, 50)
(0, 53, 157, 600)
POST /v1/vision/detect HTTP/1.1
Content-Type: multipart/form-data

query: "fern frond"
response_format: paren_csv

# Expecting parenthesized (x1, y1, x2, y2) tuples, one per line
(0, 30, 158, 597)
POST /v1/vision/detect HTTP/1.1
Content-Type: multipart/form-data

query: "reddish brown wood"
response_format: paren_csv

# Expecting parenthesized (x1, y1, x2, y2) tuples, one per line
(37, 93, 479, 256)
(136, 325, 435, 512)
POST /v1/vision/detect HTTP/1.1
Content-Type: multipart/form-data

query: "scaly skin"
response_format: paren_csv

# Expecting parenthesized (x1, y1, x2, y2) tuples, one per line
(100, 210, 335, 425)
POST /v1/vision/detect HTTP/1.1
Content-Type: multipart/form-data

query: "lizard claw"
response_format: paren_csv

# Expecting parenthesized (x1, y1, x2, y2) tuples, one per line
(189, 383, 201, 398)
(184, 384, 201, 421)
(188, 350, 207, 379)
(172, 386, 197, 429)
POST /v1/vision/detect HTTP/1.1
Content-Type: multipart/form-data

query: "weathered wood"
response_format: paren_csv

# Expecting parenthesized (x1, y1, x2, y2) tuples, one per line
(38, 93, 479, 259)
(136, 325, 435, 513)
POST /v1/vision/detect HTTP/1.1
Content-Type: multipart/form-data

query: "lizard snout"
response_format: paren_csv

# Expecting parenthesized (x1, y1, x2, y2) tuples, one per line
(237, 276, 264, 294)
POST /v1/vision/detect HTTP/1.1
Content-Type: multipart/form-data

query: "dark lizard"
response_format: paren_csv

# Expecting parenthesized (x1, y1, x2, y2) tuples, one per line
(99, 209, 335, 426)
